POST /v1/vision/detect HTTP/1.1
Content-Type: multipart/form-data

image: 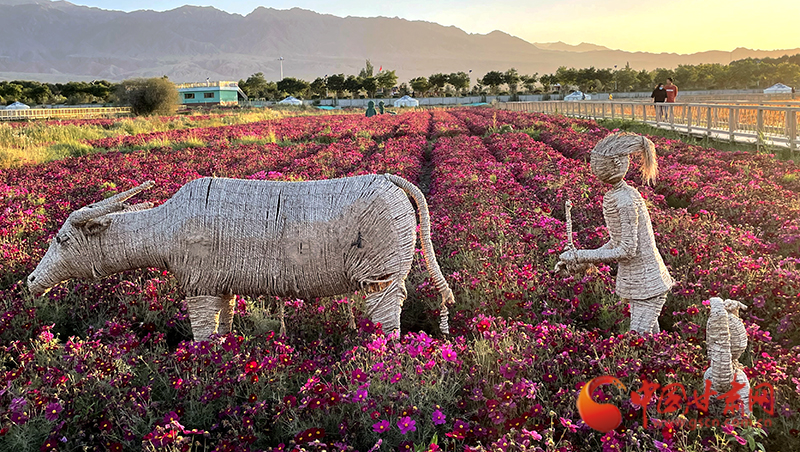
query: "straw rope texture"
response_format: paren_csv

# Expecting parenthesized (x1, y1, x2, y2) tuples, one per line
(28, 174, 453, 341)
(704, 297, 750, 415)
(558, 133, 673, 334)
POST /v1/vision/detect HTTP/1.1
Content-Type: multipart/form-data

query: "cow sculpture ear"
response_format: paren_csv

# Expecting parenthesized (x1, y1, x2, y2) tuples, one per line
(82, 216, 112, 236)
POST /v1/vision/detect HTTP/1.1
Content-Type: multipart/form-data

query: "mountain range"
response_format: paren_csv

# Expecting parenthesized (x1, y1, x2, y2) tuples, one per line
(1, 0, 798, 83)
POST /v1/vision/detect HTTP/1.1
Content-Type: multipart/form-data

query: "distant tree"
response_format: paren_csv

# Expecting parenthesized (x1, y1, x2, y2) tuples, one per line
(239, 72, 276, 99)
(448, 72, 470, 95)
(538, 74, 556, 93)
(277, 77, 310, 98)
(0, 82, 24, 105)
(504, 68, 521, 98)
(358, 60, 375, 78)
(397, 82, 410, 96)
(613, 64, 637, 92)
(428, 73, 449, 95)
(635, 69, 653, 91)
(115, 77, 178, 116)
(344, 75, 362, 98)
(555, 66, 578, 89)
(480, 71, 505, 94)
(521, 74, 538, 94)
(376, 70, 398, 95)
(361, 76, 378, 98)
(409, 77, 430, 97)
(326, 73, 346, 98)
(310, 77, 327, 98)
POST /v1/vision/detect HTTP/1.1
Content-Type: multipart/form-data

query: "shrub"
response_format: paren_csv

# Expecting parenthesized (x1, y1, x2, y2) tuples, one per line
(115, 77, 179, 116)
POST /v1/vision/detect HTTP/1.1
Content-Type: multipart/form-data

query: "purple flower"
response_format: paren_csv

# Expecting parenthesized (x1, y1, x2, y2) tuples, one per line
(397, 416, 416, 435)
(352, 387, 369, 403)
(390, 373, 402, 384)
(44, 402, 63, 422)
(10, 397, 26, 412)
(372, 419, 390, 433)
(432, 409, 446, 425)
(10, 410, 28, 424)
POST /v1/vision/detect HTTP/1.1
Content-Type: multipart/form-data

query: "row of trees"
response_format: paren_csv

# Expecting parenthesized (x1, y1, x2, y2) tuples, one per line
(2, 54, 798, 107)
(239, 60, 400, 101)
(547, 54, 800, 93)
(0, 80, 115, 106)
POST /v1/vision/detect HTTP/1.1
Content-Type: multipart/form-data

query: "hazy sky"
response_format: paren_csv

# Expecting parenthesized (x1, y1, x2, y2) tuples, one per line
(74, 0, 798, 54)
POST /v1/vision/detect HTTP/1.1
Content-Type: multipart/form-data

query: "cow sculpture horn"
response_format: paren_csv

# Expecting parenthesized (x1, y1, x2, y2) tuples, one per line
(70, 181, 155, 226)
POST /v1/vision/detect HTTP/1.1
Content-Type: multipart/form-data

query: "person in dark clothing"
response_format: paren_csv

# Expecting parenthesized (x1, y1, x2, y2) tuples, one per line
(651, 83, 667, 123)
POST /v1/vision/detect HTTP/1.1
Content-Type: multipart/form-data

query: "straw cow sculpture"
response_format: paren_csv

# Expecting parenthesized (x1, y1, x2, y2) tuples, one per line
(27, 175, 454, 340)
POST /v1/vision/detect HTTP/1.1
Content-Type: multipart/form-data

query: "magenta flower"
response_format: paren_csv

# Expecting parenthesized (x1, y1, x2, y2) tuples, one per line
(432, 409, 446, 425)
(372, 419, 390, 433)
(44, 402, 62, 422)
(397, 416, 416, 435)
(390, 372, 402, 384)
(351, 368, 368, 383)
(352, 387, 368, 403)
(441, 345, 458, 362)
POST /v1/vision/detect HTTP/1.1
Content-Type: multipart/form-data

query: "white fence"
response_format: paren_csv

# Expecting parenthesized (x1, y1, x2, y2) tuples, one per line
(0, 106, 131, 121)
(500, 101, 799, 151)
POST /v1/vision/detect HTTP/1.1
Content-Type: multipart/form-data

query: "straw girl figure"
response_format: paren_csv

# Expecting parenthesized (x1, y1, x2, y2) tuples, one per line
(557, 132, 674, 333)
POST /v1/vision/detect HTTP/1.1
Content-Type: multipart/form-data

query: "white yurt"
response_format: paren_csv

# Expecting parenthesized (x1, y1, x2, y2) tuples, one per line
(564, 91, 590, 101)
(277, 96, 302, 105)
(4, 101, 31, 110)
(393, 95, 419, 107)
(763, 83, 793, 94)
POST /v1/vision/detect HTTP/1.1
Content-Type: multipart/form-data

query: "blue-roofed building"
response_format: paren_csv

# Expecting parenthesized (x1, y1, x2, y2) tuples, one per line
(176, 81, 248, 106)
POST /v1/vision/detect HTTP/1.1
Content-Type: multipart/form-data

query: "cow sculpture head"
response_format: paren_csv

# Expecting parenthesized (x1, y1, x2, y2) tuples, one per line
(27, 181, 155, 295)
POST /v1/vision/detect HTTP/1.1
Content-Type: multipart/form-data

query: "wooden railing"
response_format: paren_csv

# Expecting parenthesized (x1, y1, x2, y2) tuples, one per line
(0, 106, 131, 121)
(499, 101, 800, 151)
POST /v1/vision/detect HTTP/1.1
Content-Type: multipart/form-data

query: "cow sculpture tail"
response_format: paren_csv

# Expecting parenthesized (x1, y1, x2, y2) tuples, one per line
(385, 174, 452, 335)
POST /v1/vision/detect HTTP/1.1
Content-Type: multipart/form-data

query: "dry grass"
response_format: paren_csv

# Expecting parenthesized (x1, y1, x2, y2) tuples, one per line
(0, 108, 292, 168)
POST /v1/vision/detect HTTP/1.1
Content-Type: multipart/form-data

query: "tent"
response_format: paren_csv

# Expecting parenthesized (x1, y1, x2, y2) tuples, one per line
(4, 101, 30, 110)
(393, 95, 419, 107)
(277, 96, 302, 105)
(564, 91, 590, 101)
(763, 83, 792, 94)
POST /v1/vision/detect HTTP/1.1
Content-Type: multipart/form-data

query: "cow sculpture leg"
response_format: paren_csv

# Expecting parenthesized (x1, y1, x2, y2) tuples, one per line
(217, 294, 236, 335)
(363, 277, 406, 334)
(187, 295, 234, 340)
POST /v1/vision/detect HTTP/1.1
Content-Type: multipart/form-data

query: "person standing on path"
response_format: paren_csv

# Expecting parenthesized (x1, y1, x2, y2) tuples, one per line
(651, 83, 667, 123)
(665, 78, 678, 103)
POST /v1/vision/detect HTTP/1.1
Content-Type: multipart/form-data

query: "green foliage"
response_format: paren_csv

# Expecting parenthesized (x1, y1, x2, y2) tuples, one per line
(409, 77, 430, 97)
(479, 71, 504, 94)
(115, 77, 179, 117)
(276, 77, 310, 98)
(375, 70, 398, 93)
(309, 77, 327, 98)
(344, 75, 362, 98)
(361, 76, 378, 98)
(503, 68, 521, 97)
(326, 74, 346, 98)
(239, 72, 279, 100)
(448, 72, 471, 95)
(428, 73, 449, 95)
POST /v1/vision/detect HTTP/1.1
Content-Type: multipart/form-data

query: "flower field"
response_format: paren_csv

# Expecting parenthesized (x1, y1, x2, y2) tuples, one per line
(0, 108, 798, 451)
